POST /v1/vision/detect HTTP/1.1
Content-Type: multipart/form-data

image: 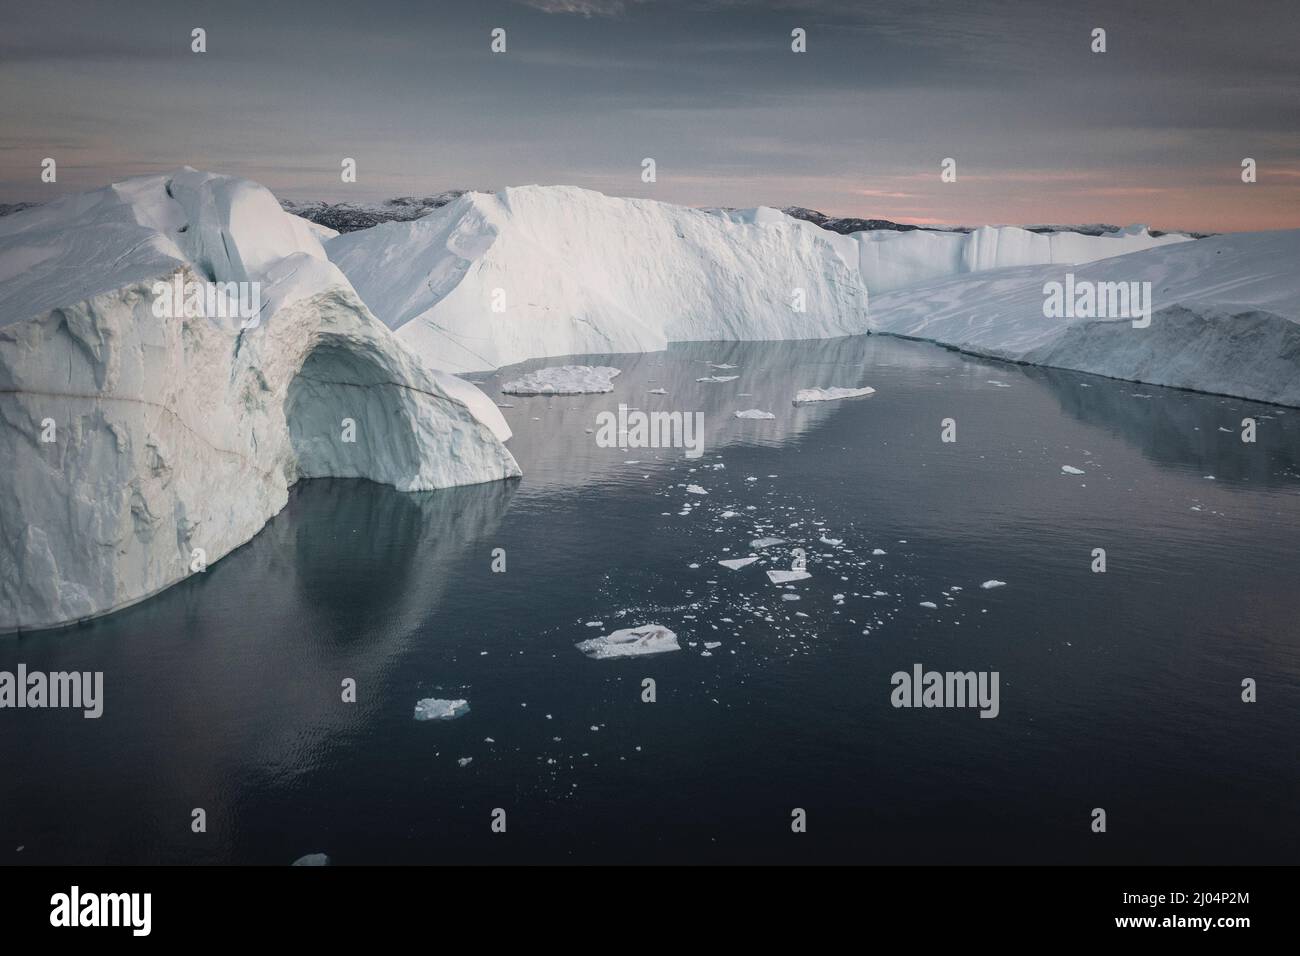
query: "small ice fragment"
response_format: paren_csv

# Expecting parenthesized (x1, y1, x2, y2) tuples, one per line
(502, 365, 621, 395)
(872, 548, 886, 555)
(718, 556, 759, 570)
(792, 386, 875, 405)
(751, 537, 786, 548)
(1061, 465, 1085, 475)
(686, 484, 708, 495)
(697, 375, 739, 383)
(576, 624, 681, 659)
(980, 580, 1006, 589)
(919, 601, 938, 609)
(414, 698, 470, 721)
(735, 409, 776, 420)
(767, 569, 811, 584)
(457, 757, 473, 767)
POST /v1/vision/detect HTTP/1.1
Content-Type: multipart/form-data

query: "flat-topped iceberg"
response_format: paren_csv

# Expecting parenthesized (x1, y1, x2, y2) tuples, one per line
(576, 624, 681, 659)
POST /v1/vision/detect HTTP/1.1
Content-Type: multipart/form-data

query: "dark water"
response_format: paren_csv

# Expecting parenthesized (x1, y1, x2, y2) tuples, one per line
(2, 335, 1298, 865)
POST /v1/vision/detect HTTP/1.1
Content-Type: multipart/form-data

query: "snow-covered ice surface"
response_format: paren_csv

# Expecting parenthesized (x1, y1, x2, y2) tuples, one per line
(500, 364, 621, 395)
(575, 625, 681, 659)
(414, 698, 470, 721)
(793, 386, 877, 405)
(0, 169, 520, 632)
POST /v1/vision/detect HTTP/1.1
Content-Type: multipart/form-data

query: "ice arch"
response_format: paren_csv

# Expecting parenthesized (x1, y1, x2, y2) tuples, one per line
(285, 336, 423, 487)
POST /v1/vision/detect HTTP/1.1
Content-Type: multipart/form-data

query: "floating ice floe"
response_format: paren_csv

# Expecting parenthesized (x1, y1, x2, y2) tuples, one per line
(1061, 465, 1085, 475)
(710, 363, 738, 369)
(501, 365, 621, 395)
(988, 380, 1011, 388)
(292, 854, 330, 867)
(686, 484, 708, 495)
(734, 409, 776, 420)
(919, 601, 938, 608)
(648, 387, 667, 394)
(767, 569, 812, 584)
(793, 386, 876, 405)
(414, 698, 470, 721)
(751, 537, 786, 548)
(718, 556, 759, 570)
(576, 624, 681, 659)
(872, 548, 887, 556)
(819, 536, 842, 546)
(698, 375, 740, 383)
(980, 580, 1007, 589)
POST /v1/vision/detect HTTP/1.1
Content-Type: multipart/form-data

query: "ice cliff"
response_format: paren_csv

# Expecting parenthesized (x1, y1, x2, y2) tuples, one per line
(0, 169, 519, 632)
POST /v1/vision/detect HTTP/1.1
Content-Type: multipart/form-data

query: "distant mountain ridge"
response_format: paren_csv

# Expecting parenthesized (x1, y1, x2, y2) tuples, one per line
(0, 192, 1206, 238)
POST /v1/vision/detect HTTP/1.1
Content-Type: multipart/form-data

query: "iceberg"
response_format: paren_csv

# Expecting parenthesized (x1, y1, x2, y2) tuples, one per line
(0, 169, 520, 633)
(575, 624, 681, 659)
(867, 229, 1300, 407)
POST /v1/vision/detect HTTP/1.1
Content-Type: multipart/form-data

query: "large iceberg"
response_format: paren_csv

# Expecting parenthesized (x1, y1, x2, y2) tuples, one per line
(867, 229, 1300, 406)
(0, 169, 520, 632)
(326, 185, 1190, 377)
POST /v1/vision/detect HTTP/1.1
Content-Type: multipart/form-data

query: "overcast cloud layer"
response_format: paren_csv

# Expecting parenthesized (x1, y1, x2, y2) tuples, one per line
(2, 0, 1297, 231)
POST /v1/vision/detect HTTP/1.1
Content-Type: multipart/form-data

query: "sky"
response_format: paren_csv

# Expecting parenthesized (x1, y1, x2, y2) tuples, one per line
(1, 0, 1297, 231)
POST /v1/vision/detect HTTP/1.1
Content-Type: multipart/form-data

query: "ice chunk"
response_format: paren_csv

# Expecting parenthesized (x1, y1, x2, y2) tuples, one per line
(1061, 465, 1085, 475)
(980, 580, 1006, 589)
(767, 569, 811, 584)
(697, 375, 740, 383)
(750, 537, 786, 548)
(414, 698, 470, 721)
(734, 409, 776, 420)
(718, 556, 759, 570)
(501, 365, 621, 395)
(686, 484, 708, 495)
(576, 624, 681, 659)
(292, 853, 330, 866)
(793, 386, 876, 405)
